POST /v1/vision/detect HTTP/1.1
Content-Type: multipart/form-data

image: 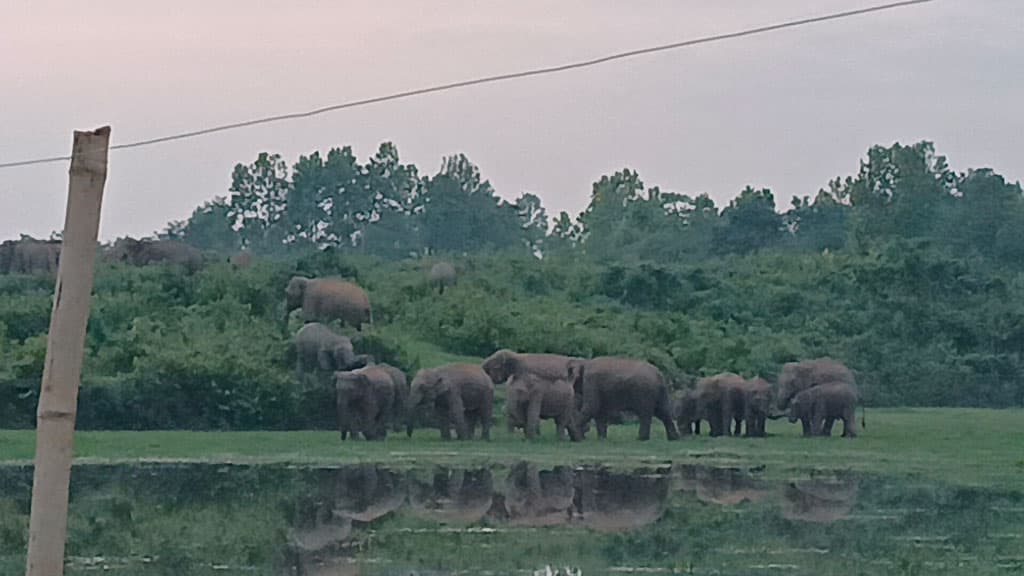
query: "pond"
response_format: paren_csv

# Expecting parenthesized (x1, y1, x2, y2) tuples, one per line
(1, 462, 1022, 575)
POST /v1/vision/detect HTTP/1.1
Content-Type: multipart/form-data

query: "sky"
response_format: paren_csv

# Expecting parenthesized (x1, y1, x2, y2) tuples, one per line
(1, 0, 1022, 242)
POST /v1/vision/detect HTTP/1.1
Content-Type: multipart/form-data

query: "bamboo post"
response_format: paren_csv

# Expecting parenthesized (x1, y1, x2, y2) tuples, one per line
(25, 127, 110, 576)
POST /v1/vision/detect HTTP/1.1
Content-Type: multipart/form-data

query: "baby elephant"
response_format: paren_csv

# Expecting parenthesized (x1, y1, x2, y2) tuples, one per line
(293, 322, 368, 378)
(788, 381, 859, 438)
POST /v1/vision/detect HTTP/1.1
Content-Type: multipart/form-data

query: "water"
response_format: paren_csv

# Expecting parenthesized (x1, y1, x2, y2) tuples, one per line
(0, 462, 1021, 575)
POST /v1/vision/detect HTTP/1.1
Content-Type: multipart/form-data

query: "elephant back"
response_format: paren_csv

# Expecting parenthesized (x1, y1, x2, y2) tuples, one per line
(306, 278, 371, 326)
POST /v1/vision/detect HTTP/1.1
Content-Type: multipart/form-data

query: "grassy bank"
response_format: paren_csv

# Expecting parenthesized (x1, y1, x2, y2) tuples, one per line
(2, 408, 1022, 489)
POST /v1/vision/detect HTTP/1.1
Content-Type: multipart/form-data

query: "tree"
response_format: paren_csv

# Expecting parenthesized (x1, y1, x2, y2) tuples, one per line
(172, 197, 239, 252)
(715, 186, 784, 254)
(227, 153, 290, 251)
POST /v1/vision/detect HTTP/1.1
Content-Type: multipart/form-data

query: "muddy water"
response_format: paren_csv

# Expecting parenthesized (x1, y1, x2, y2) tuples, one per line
(0, 463, 1021, 575)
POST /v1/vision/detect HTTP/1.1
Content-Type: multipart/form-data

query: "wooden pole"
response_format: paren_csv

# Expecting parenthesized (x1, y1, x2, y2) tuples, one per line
(25, 127, 110, 576)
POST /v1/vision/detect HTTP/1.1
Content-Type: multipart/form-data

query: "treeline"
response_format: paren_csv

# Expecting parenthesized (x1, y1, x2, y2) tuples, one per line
(0, 141, 1022, 430)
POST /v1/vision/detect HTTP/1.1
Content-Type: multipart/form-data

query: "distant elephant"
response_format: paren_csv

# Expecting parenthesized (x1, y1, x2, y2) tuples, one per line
(427, 261, 457, 294)
(788, 381, 859, 437)
(229, 250, 251, 269)
(694, 372, 748, 437)
(4, 237, 60, 274)
(105, 237, 202, 272)
(293, 322, 369, 378)
(331, 465, 406, 524)
(781, 474, 859, 523)
(568, 357, 679, 441)
(776, 358, 856, 412)
(482, 349, 582, 441)
(740, 377, 772, 437)
(674, 389, 701, 436)
(335, 365, 402, 440)
(499, 462, 574, 527)
(408, 467, 494, 525)
(407, 363, 494, 440)
(571, 467, 670, 532)
(284, 276, 372, 331)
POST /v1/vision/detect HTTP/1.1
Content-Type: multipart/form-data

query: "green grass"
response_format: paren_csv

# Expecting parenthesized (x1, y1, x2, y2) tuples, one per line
(2, 408, 1022, 490)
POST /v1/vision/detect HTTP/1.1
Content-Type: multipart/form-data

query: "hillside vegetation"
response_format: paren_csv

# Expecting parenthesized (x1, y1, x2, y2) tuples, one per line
(1, 140, 1023, 429)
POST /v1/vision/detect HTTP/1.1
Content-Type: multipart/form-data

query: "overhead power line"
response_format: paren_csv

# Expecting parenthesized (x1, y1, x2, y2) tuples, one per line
(0, 0, 935, 171)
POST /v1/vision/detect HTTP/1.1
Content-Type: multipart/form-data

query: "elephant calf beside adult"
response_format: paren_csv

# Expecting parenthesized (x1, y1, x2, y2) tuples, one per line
(481, 349, 582, 441)
(407, 363, 494, 440)
(568, 356, 679, 441)
(694, 373, 772, 438)
(285, 276, 372, 331)
(788, 381, 859, 437)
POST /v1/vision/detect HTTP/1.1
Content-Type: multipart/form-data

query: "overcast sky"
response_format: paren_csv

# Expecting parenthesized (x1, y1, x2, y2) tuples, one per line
(1, 0, 1022, 242)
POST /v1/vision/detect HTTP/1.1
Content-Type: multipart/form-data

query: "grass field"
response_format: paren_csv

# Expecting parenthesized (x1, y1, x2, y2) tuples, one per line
(2, 408, 1022, 489)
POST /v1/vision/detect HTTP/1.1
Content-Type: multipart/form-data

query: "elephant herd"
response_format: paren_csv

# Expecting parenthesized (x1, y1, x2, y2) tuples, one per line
(0, 236, 61, 275)
(290, 290, 862, 441)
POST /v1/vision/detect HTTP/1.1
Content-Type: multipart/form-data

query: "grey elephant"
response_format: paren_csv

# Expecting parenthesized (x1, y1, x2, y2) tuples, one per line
(408, 467, 494, 525)
(499, 462, 575, 527)
(427, 261, 457, 294)
(674, 389, 701, 436)
(572, 467, 670, 532)
(105, 237, 202, 272)
(740, 377, 773, 437)
(284, 276, 372, 331)
(335, 365, 403, 440)
(569, 357, 679, 441)
(788, 381, 859, 437)
(293, 322, 369, 379)
(407, 363, 494, 440)
(481, 349, 582, 441)
(2, 237, 60, 274)
(695, 372, 757, 437)
(776, 358, 856, 412)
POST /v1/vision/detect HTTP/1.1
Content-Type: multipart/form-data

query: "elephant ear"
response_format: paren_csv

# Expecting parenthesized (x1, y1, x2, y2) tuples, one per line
(567, 359, 585, 391)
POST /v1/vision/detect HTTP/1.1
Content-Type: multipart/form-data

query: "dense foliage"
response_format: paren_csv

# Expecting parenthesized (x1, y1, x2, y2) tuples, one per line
(1, 140, 1022, 429)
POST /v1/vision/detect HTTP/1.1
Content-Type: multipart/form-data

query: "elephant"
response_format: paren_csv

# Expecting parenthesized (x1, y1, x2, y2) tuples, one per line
(693, 372, 748, 437)
(427, 261, 457, 294)
(788, 381, 859, 437)
(568, 357, 680, 441)
(482, 349, 583, 441)
(407, 467, 494, 525)
(229, 250, 251, 269)
(571, 467, 670, 532)
(331, 465, 406, 524)
(781, 474, 859, 523)
(105, 237, 202, 272)
(505, 374, 582, 441)
(334, 365, 402, 440)
(407, 363, 494, 440)
(674, 389, 701, 436)
(284, 276, 372, 331)
(2, 237, 60, 274)
(776, 357, 856, 412)
(740, 377, 773, 438)
(293, 322, 369, 379)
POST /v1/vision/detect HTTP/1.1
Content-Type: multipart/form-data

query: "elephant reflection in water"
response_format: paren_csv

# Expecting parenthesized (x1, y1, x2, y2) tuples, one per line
(331, 465, 407, 523)
(781, 474, 859, 523)
(571, 468, 670, 532)
(497, 462, 575, 526)
(674, 465, 773, 506)
(282, 494, 355, 576)
(408, 467, 494, 525)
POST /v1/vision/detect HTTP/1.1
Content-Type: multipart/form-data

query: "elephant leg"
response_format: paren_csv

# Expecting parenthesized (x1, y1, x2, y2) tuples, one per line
(810, 402, 826, 437)
(822, 418, 835, 437)
(841, 406, 858, 438)
(637, 414, 653, 441)
(693, 419, 701, 435)
(437, 408, 453, 440)
(447, 394, 469, 440)
(655, 402, 679, 441)
(733, 417, 743, 437)
(596, 418, 609, 439)
(800, 417, 812, 437)
(525, 394, 543, 441)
